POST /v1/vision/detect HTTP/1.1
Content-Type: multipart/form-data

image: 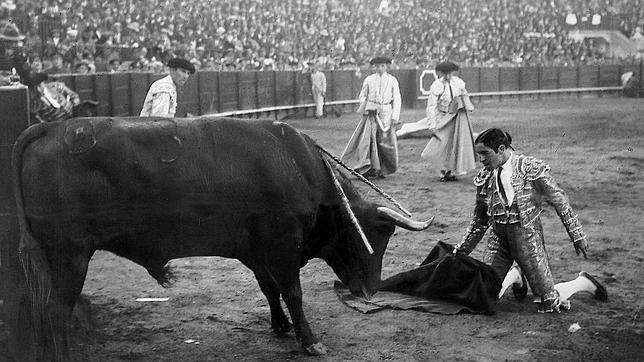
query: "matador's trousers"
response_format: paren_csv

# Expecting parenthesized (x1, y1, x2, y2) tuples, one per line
(484, 220, 558, 304)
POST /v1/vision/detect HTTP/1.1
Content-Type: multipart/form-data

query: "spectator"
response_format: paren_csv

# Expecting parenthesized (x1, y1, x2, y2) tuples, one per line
(75, 60, 90, 74)
(44, 53, 66, 74)
(2, 0, 643, 71)
(108, 58, 121, 73)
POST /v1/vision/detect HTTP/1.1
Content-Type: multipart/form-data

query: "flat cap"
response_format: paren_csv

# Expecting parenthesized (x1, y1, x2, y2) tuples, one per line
(370, 56, 392, 65)
(167, 57, 195, 74)
(435, 61, 459, 73)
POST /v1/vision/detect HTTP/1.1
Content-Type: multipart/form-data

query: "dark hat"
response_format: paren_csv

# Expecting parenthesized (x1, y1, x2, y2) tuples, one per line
(435, 61, 459, 73)
(167, 57, 195, 74)
(0, 20, 25, 41)
(370, 56, 392, 65)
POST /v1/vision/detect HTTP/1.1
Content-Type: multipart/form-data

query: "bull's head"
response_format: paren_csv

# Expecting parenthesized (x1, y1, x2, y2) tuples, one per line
(317, 175, 433, 298)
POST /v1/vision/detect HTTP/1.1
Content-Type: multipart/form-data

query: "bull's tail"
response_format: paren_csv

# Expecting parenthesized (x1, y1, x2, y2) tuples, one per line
(11, 122, 63, 360)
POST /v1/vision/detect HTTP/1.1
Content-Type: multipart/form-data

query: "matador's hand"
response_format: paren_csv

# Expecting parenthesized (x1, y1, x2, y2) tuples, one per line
(573, 238, 588, 259)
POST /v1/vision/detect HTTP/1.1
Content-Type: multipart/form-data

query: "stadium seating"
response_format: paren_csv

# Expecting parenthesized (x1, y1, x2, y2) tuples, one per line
(2, 0, 642, 73)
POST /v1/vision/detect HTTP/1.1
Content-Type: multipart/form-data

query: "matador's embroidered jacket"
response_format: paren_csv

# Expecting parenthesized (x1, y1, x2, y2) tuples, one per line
(456, 154, 586, 253)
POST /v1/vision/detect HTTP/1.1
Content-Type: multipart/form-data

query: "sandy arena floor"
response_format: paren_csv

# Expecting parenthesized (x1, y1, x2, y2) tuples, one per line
(2, 97, 643, 361)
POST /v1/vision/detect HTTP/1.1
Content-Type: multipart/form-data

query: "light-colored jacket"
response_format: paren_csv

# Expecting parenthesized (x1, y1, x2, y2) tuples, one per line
(311, 70, 326, 95)
(140, 75, 177, 117)
(425, 76, 468, 125)
(356, 72, 401, 123)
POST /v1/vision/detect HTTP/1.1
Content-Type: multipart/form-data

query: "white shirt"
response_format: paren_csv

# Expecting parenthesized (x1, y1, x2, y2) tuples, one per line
(356, 72, 402, 121)
(311, 70, 326, 94)
(140, 75, 177, 117)
(496, 152, 515, 205)
(425, 75, 468, 124)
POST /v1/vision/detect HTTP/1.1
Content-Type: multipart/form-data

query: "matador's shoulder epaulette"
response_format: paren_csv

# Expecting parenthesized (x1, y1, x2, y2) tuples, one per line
(516, 154, 551, 181)
(473, 168, 492, 186)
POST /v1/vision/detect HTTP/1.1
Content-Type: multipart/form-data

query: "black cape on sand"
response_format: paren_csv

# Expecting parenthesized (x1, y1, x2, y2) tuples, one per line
(335, 241, 502, 315)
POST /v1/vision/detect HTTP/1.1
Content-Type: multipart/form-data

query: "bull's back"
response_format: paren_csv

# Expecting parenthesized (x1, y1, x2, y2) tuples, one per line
(18, 117, 332, 249)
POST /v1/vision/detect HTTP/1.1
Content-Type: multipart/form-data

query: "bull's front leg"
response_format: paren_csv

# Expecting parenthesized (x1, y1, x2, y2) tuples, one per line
(243, 262, 292, 334)
(281, 277, 328, 356)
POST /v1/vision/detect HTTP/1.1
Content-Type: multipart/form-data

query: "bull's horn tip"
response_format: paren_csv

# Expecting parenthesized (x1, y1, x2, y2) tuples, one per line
(423, 216, 435, 229)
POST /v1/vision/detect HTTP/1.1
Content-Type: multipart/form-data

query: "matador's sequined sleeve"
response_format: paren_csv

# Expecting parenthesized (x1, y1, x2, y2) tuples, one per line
(531, 165, 586, 244)
(456, 170, 491, 254)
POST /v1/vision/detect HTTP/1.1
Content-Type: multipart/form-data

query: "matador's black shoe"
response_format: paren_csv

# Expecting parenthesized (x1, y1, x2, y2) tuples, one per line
(512, 270, 528, 301)
(580, 271, 608, 302)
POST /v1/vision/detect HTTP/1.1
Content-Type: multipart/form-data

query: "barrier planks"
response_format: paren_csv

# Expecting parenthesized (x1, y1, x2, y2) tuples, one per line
(559, 67, 578, 88)
(578, 66, 600, 87)
(479, 68, 500, 92)
(130, 72, 151, 116)
(74, 75, 96, 104)
(539, 67, 559, 89)
(48, 62, 636, 118)
(111, 73, 131, 116)
(237, 71, 257, 110)
(499, 68, 520, 91)
(94, 73, 112, 116)
(180, 74, 200, 116)
(218, 72, 239, 112)
(198, 72, 219, 114)
(460, 68, 479, 93)
(333, 70, 354, 102)
(275, 71, 295, 106)
(599, 65, 621, 87)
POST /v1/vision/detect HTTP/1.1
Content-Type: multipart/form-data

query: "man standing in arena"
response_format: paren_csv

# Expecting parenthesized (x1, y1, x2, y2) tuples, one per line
(341, 56, 401, 179)
(140, 57, 195, 117)
(454, 128, 607, 313)
(310, 63, 326, 118)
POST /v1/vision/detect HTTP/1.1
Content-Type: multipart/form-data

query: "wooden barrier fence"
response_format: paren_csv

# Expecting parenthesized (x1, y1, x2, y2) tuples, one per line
(46, 62, 641, 119)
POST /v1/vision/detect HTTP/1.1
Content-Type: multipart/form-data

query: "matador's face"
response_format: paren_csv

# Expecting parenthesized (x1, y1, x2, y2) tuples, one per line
(475, 143, 506, 170)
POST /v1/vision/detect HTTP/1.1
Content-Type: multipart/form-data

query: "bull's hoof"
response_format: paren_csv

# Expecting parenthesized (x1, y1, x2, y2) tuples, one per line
(304, 342, 328, 356)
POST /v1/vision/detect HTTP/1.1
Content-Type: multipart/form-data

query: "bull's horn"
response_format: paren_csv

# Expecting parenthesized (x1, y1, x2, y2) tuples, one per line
(377, 207, 434, 231)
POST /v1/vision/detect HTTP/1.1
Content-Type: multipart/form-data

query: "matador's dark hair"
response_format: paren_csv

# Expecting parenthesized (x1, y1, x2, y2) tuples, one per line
(475, 128, 514, 152)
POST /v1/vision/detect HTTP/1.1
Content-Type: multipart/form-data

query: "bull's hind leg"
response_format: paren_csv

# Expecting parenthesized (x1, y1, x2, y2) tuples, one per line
(47, 245, 94, 359)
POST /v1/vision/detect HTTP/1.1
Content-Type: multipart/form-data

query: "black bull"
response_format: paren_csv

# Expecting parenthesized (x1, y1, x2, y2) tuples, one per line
(10, 117, 432, 359)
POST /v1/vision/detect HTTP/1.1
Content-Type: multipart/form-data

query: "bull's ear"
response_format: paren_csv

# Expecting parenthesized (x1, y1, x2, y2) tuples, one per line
(376, 207, 434, 231)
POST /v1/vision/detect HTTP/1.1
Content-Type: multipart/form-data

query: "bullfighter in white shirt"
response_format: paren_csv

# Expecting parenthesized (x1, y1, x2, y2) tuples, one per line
(341, 56, 401, 179)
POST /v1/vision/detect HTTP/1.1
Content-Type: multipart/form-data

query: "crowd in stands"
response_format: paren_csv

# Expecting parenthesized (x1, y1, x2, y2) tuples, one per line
(1, 0, 643, 74)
